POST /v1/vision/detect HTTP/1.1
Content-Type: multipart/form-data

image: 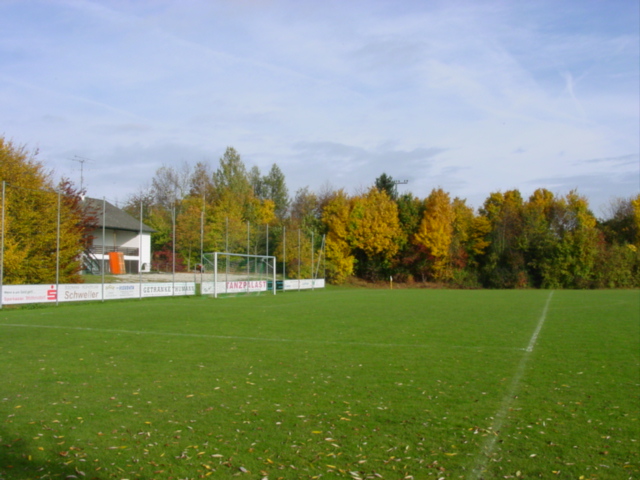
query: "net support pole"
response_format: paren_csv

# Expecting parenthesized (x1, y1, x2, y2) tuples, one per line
(272, 255, 276, 295)
(0, 181, 5, 310)
(323, 234, 326, 280)
(314, 234, 325, 280)
(200, 204, 204, 285)
(298, 229, 301, 291)
(311, 230, 315, 291)
(214, 251, 218, 298)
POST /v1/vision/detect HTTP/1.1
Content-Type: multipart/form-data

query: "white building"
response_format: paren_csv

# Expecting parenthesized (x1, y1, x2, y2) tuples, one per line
(82, 198, 154, 274)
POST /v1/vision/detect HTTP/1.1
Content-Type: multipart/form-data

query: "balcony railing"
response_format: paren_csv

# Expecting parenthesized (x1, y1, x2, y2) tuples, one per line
(88, 245, 140, 257)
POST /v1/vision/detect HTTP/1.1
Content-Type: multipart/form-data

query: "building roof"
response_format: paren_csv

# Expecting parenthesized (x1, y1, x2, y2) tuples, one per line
(82, 197, 155, 233)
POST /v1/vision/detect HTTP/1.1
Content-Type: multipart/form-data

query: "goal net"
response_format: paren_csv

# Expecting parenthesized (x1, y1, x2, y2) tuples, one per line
(201, 252, 277, 298)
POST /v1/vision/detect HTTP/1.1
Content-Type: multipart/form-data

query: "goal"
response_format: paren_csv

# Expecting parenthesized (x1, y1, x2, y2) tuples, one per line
(201, 252, 277, 298)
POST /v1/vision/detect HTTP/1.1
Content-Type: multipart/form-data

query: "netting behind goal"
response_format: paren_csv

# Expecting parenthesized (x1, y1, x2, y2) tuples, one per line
(201, 252, 276, 297)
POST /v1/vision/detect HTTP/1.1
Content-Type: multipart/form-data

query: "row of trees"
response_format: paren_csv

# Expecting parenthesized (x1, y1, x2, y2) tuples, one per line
(324, 183, 640, 288)
(1, 137, 638, 288)
(124, 147, 639, 288)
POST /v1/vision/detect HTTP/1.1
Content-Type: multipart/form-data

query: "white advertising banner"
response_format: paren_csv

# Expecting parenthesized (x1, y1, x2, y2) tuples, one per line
(201, 280, 268, 295)
(2, 284, 57, 305)
(103, 283, 140, 300)
(141, 282, 195, 297)
(283, 279, 325, 290)
(1, 279, 321, 305)
(226, 280, 268, 294)
(59, 284, 102, 302)
(201, 282, 217, 295)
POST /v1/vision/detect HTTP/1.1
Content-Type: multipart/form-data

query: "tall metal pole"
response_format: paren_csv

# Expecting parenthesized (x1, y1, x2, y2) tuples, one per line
(55, 190, 61, 306)
(172, 203, 176, 295)
(200, 208, 204, 284)
(246, 221, 250, 256)
(0, 182, 5, 309)
(282, 226, 286, 283)
(139, 201, 143, 299)
(298, 228, 301, 291)
(322, 234, 326, 281)
(101, 198, 106, 302)
(311, 230, 315, 291)
(225, 217, 229, 284)
(266, 223, 270, 288)
(246, 221, 250, 291)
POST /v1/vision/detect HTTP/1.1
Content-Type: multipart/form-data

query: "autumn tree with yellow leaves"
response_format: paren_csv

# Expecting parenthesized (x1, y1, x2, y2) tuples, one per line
(322, 189, 354, 283)
(349, 187, 402, 280)
(412, 188, 455, 281)
(0, 137, 89, 284)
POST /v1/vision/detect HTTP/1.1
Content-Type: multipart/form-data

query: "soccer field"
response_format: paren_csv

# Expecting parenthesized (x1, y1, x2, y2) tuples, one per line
(0, 289, 638, 480)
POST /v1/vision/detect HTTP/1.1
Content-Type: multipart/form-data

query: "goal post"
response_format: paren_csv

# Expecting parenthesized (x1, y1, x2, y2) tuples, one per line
(202, 252, 277, 298)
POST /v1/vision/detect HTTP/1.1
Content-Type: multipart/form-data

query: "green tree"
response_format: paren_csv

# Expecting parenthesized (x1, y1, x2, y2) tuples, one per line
(394, 192, 424, 282)
(552, 191, 600, 288)
(448, 197, 488, 286)
(600, 195, 640, 247)
(521, 188, 561, 287)
(213, 147, 252, 206)
(290, 187, 321, 231)
(261, 164, 290, 220)
(374, 173, 398, 201)
(478, 190, 527, 288)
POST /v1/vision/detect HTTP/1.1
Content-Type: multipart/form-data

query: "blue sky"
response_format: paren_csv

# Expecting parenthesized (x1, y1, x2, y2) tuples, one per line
(1, 0, 638, 215)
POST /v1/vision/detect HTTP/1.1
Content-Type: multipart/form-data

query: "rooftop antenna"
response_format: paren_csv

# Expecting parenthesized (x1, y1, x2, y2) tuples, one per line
(70, 156, 92, 192)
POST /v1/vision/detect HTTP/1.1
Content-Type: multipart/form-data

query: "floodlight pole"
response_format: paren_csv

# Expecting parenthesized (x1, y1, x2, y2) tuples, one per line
(271, 254, 276, 295)
(101, 198, 106, 302)
(200, 208, 204, 284)
(298, 229, 301, 291)
(172, 202, 176, 295)
(393, 179, 409, 198)
(55, 190, 61, 306)
(139, 201, 143, 299)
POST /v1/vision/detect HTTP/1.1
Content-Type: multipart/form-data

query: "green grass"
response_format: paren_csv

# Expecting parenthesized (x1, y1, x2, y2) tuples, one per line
(0, 288, 638, 480)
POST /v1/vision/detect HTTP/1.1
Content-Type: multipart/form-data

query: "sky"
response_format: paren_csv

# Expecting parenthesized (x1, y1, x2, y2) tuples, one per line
(1, 0, 638, 216)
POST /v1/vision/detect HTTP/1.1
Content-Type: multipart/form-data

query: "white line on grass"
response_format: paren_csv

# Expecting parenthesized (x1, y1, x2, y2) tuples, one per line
(0, 323, 524, 351)
(468, 291, 554, 480)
